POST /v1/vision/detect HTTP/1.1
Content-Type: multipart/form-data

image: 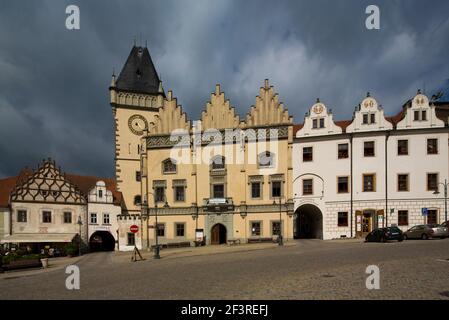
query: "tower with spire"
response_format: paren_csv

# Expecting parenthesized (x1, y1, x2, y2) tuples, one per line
(110, 45, 165, 214)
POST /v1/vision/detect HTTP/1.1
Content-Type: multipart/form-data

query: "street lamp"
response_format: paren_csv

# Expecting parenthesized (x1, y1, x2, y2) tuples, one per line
(433, 179, 448, 223)
(153, 194, 169, 259)
(272, 197, 285, 246)
(77, 215, 83, 256)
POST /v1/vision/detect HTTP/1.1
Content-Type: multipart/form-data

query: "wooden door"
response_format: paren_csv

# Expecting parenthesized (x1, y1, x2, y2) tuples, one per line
(211, 224, 219, 244)
(427, 210, 437, 224)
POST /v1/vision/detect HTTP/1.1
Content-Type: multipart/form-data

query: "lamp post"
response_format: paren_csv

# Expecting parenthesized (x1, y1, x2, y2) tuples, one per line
(433, 179, 448, 223)
(153, 194, 169, 259)
(273, 197, 284, 246)
(77, 215, 83, 256)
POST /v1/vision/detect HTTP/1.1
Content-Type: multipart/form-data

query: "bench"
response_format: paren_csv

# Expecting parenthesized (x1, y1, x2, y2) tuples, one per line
(227, 239, 241, 246)
(1, 259, 42, 271)
(247, 237, 275, 244)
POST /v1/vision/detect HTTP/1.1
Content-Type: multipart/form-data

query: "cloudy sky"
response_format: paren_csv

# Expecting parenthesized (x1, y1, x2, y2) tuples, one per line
(0, 0, 448, 178)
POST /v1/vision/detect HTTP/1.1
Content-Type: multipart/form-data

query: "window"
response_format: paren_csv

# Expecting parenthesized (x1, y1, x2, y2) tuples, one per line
(175, 223, 185, 237)
(312, 119, 318, 129)
(427, 139, 438, 154)
(42, 211, 52, 223)
(397, 174, 409, 192)
(211, 156, 225, 170)
(251, 182, 261, 199)
(303, 179, 313, 195)
(174, 186, 185, 202)
(338, 212, 348, 227)
(313, 118, 325, 129)
(251, 222, 261, 236)
(258, 152, 274, 168)
(363, 114, 369, 124)
(17, 210, 27, 223)
(337, 177, 349, 193)
(397, 140, 408, 155)
(414, 110, 420, 121)
(98, 190, 103, 198)
(364, 141, 375, 157)
(319, 118, 325, 128)
(363, 174, 376, 192)
(370, 113, 376, 124)
(398, 210, 408, 226)
(338, 143, 349, 159)
(156, 223, 165, 237)
(134, 195, 142, 205)
(271, 181, 282, 198)
(64, 212, 72, 224)
(90, 213, 97, 224)
(213, 184, 225, 198)
(421, 110, 427, 121)
(272, 221, 281, 236)
(127, 233, 135, 246)
(162, 159, 177, 174)
(136, 171, 141, 182)
(155, 187, 165, 202)
(103, 213, 110, 224)
(363, 113, 376, 124)
(303, 147, 313, 162)
(427, 173, 438, 191)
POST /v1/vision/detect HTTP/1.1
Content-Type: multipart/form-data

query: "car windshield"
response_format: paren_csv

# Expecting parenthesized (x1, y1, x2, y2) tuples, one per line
(388, 227, 400, 232)
(427, 224, 439, 228)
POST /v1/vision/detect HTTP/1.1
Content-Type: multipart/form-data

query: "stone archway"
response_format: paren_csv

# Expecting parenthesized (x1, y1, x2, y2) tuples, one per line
(210, 223, 227, 245)
(294, 204, 323, 239)
(89, 231, 116, 252)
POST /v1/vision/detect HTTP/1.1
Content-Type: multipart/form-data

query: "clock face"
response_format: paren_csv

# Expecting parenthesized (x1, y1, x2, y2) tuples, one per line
(128, 115, 148, 135)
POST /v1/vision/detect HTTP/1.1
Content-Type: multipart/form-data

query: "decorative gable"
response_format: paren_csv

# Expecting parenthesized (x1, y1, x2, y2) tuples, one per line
(346, 93, 393, 133)
(245, 79, 292, 127)
(10, 159, 86, 204)
(396, 90, 445, 129)
(150, 90, 190, 135)
(296, 99, 342, 137)
(200, 84, 240, 130)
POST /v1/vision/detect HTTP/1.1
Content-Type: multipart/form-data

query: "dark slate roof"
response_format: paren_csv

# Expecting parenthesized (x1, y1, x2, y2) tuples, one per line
(115, 46, 163, 95)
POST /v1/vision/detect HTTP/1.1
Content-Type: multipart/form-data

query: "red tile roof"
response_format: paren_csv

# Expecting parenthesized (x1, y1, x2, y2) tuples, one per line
(0, 176, 18, 208)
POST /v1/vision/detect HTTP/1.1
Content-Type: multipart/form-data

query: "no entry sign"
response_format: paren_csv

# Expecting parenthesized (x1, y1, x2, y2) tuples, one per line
(130, 225, 139, 233)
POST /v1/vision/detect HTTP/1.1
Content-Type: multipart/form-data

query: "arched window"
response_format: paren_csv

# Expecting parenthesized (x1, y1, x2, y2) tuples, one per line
(258, 151, 275, 168)
(162, 158, 177, 174)
(134, 195, 142, 205)
(211, 156, 225, 170)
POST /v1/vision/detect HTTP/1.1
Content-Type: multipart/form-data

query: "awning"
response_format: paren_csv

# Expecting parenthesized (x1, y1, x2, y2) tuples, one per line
(0, 233, 77, 243)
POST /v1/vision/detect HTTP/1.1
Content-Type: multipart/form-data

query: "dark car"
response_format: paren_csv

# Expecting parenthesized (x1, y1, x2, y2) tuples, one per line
(365, 227, 404, 242)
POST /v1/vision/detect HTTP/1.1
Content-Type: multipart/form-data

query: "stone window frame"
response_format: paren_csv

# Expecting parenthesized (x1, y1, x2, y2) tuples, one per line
(153, 180, 167, 203)
(302, 146, 313, 162)
(397, 173, 410, 192)
(103, 213, 111, 225)
(270, 220, 283, 236)
(210, 175, 227, 199)
(156, 222, 166, 238)
(362, 173, 376, 192)
(302, 178, 313, 196)
(42, 210, 52, 224)
(426, 138, 439, 155)
(397, 210, 408, 226)
(162, 158, 177, 175)
(248, 175, 263, 200)
(337, 176, 350, 194)
(397, 139, 409, 156)
(174, 222, 186, 238)
(337, 212, 348, 227)
(362, 112, 376, 125)
(363, 140, 376, 157)
(337, 143, 349, 159)
(90, 212, 98, 224)
(172, 179, 187, 202)
(63, 211, 72, 224)
(426, 172, 439, 192)
(250, 220, 262, 237)
(269, 174, 284, 199)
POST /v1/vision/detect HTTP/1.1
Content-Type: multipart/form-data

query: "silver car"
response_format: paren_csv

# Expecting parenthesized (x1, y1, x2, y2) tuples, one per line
(403, 224, 448, 240)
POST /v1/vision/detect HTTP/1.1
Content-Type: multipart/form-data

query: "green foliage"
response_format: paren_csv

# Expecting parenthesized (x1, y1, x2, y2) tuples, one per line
(1, 253, 42, 265)
(64, 243, 79, 256)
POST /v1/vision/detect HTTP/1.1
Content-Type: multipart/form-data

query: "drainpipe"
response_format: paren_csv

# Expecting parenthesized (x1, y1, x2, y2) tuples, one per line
(350, 133, 354, 238)
(385, 131, 390, 227)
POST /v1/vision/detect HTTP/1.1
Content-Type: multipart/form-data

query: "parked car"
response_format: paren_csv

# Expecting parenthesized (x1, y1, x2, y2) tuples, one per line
(365, 227, 404, 242)
(403, 224, 448, 240)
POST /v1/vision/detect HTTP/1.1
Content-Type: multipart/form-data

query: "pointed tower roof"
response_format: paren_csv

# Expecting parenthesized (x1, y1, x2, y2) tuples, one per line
(115, 46, 163, 95)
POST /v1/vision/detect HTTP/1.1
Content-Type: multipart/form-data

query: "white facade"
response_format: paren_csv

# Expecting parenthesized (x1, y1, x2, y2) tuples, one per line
(293, 92, 449, 240)
(87, 181, 122, 251)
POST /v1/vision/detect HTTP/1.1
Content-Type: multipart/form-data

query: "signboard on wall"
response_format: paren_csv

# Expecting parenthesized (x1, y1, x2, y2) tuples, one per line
(422, 208, 428, 216)
(195, 229, 204, 242)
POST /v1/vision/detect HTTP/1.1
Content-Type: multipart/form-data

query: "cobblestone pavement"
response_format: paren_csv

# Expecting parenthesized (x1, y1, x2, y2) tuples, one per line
(1, 238, 448, 299)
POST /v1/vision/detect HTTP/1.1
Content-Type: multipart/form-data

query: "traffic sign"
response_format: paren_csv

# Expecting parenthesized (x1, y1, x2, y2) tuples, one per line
(130, 225, 139, 233)
(421, 208, 428, 216)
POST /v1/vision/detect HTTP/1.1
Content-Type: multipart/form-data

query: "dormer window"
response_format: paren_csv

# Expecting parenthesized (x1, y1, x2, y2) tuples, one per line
(162, 159, 177, 174)
(312, 118, 325, 129)
(363, 113, 376, 125)
(98, 190, 103, 198)
(414, 109, 427, 121)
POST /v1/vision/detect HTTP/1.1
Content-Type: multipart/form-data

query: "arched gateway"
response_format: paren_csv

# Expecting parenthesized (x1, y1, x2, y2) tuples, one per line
(210, 223, 227, 245)
(294, 204, 323, 239)
(89, 231, 116, 252)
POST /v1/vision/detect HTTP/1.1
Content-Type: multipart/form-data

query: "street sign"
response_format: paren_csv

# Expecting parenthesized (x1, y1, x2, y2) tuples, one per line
(421, 208, 428, 216)
(130, 225, 139, 233)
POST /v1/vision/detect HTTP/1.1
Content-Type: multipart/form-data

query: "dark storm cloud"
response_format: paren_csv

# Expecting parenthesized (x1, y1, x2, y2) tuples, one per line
(0, 0, 448, 178)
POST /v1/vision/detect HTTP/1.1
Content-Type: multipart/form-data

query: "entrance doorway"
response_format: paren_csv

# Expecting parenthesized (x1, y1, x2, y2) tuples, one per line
(211, 223, 227, 244)
(294, 204, 323, 239)
(89, 231, 116, 252)
(427, 210, 438, 224)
